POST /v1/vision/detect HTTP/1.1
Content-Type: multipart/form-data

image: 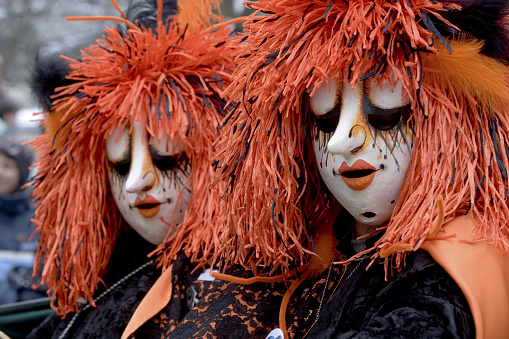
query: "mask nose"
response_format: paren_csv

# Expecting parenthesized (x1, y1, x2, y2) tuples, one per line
(125, 123, 156, 194)
(125, 161, 155, 193)
(326, 84, 366, 156)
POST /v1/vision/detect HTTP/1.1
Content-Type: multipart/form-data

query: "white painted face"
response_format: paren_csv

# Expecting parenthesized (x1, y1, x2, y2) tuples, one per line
(106, 121, 192, 245)
(310, 77, 413, 227)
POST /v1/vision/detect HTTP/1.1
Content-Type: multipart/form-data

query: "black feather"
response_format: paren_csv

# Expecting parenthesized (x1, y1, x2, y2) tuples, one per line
(30, 52, 74, 111)
(435, 0, 509, 63)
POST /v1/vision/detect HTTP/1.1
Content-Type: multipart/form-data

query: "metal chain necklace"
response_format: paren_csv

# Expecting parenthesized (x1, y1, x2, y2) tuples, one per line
(315, 256, 367, 321)
(58, 260, 154, 339)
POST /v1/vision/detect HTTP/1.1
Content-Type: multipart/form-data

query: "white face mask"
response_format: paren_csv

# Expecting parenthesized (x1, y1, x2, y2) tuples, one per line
(106, 121, 192, 245)
(310, 77, 413, 228)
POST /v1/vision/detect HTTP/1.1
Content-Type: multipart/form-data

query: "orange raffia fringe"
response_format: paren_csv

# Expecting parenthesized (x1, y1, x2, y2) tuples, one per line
(381, 194, 445, 258)
(211, 0, 509, 279)
(210, 220, 335, 283)
(381, 37, 509, 267)
(31, 11, 233, 317)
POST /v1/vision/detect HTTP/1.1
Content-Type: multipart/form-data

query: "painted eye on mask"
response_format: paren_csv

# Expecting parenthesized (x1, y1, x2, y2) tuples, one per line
(149, 151, 189, 172)
(111, 159, 131, 176)
(362, 97, 411, 131)
(313, 105, 340, 133)
(309, 78, 342, 134)
(363, 79, 411, 131)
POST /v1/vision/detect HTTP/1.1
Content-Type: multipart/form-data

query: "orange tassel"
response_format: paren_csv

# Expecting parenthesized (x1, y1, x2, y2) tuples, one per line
(379, 243, 413, 258)
(279, 270, 311, 339)
(428, 195, 445, 238)
(210, 265, 308, 285)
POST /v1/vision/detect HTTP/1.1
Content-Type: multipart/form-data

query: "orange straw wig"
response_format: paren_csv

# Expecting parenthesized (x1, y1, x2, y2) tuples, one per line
(31, 0, 232, 317)
(212, 0, 509, 276)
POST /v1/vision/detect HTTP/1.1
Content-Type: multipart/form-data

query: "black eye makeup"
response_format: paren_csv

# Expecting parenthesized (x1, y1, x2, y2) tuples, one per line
(309, 78, 343, 134)
(111, 158, 131, 176)
(311, 80, 411, 134)
(106, 124, 133, 177)
(313, 104, 341, 133)
(362, 80, 411, 131)
(149, 149, 189, 173)
(362, 96, 411, 131)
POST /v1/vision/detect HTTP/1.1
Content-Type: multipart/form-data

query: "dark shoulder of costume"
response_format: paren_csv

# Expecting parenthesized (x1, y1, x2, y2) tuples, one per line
(135, 253, 212, 337)
(306, 250, 474, 339)
(26, 230, 159, 339)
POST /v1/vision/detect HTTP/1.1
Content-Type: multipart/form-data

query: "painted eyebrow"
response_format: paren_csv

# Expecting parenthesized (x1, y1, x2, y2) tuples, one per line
(312, 103, 341, 120)
(361, 91, 410, 116)
(109, 156, 131, 165)
(149, 149, 182, 159)
(148, 141, 182, 156)
(148, 148, 188, 173)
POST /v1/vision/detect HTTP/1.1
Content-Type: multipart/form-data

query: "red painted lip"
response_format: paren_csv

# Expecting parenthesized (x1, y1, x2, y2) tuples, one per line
(134, 195, 160, 207)
(337, 160, 376, 175)
(336, 160, 377, 191)
(134, 196, 161, 218)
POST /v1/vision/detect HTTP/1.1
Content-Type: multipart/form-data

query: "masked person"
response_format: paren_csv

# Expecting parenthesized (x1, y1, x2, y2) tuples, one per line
(26, 0, 233, 337)
(210, 0, 509, 338)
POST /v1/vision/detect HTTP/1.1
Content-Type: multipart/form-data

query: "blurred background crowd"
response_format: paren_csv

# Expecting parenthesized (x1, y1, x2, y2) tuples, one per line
(0, 0, 249, 307)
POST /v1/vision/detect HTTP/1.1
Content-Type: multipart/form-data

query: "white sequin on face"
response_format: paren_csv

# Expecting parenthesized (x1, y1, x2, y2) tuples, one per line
(106, 121, 192, 245)
(310, 77, 413, 228)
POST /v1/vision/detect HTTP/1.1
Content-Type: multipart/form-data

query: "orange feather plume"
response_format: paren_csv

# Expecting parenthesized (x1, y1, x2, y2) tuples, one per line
(177, 0, 222, 28)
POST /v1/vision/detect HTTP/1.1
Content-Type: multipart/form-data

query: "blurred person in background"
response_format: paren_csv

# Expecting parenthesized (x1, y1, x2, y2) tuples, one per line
(0, 135, 43, 304)
(0, 99, 19, 136)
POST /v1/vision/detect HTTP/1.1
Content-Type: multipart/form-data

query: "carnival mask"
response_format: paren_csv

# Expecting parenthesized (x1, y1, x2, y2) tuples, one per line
(310, 77, 413, 229)
(106, 121, 191, 244)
